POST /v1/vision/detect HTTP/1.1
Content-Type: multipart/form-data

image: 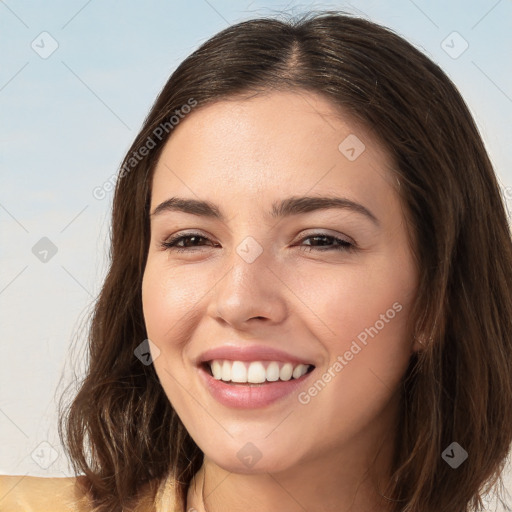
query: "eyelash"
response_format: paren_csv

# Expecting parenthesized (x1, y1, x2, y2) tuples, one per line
(160, 231, 355, 253)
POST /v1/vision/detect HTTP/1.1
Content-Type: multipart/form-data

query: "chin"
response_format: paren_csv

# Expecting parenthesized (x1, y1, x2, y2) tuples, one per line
(200, 437, 304, 475)
(209, 453, 295, 475)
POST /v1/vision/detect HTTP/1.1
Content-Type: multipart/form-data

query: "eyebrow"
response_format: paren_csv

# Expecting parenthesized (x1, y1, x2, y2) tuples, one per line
(150, 195, 379, 226)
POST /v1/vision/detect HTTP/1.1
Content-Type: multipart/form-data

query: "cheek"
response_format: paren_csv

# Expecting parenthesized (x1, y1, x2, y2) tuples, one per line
(288, 254, 415, 348)
(142, 259, 210, 342)
(289, 253, 416, 435)
(141, 261, 206, 402)
(142, 268, 174, 343)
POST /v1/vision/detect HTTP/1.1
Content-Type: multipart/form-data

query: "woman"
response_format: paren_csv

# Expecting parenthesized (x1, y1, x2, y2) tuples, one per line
(1, 10, 511, 512)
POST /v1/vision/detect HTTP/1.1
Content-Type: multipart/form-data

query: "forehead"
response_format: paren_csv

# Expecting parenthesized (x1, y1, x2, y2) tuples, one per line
(150, 90, 398, 220)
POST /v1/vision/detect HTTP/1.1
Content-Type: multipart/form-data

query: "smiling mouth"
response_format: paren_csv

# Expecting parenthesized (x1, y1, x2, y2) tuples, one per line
(201, 360, 315, 385)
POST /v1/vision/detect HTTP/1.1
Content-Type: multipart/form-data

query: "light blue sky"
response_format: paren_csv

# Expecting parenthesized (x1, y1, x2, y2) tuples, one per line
(1, 0, 511, 214)
(1, 0, 511, 491)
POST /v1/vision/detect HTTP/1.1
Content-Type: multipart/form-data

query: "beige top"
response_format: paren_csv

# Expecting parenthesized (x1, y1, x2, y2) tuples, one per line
(0, 472, 183, 512)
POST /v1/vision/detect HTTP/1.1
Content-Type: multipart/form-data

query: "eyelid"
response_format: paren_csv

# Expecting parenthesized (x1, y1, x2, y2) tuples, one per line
(160, 229, 357, 254)
(161, 229, 354, 245)
(164, 228, 210, 239)
(296, 229, 355, 246)
(161, 230, 212, 246)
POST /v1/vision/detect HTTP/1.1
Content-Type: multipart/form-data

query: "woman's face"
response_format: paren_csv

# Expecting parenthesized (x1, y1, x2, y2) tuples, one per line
(142, 90, 419, 475)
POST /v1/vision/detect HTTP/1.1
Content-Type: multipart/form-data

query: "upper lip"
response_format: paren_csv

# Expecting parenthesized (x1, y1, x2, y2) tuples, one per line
(196, 345, 315, 366)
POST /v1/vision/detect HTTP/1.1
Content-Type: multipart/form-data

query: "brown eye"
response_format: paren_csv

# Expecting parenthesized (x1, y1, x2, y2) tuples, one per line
(161, 232, 215, 253)
(298, 233, 355, 252)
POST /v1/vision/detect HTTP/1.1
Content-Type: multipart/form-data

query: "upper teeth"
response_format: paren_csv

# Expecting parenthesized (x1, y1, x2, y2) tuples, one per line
(209, 360, 311, 383)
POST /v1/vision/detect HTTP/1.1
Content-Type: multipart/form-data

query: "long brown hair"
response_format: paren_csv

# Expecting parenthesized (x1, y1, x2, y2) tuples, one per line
(58, 10, 512, 512)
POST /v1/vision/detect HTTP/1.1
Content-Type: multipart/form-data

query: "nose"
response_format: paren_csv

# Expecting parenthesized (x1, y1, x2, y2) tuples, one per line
(206, 242, 288, 329)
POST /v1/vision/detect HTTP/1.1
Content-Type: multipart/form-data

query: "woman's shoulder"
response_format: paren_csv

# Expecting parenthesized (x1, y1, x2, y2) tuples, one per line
(0, 472, 184, 512)
(0, 474, 93, 512)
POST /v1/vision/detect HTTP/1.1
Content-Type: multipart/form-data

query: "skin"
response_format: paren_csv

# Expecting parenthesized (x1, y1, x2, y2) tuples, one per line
(141, 90, 420, 512)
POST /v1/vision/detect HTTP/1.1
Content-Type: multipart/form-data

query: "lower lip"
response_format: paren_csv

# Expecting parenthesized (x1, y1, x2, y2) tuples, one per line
(198, 366, 314, 409)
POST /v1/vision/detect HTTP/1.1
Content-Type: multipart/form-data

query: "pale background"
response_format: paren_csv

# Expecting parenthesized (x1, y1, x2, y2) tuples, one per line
(1, 0, 511, 509)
